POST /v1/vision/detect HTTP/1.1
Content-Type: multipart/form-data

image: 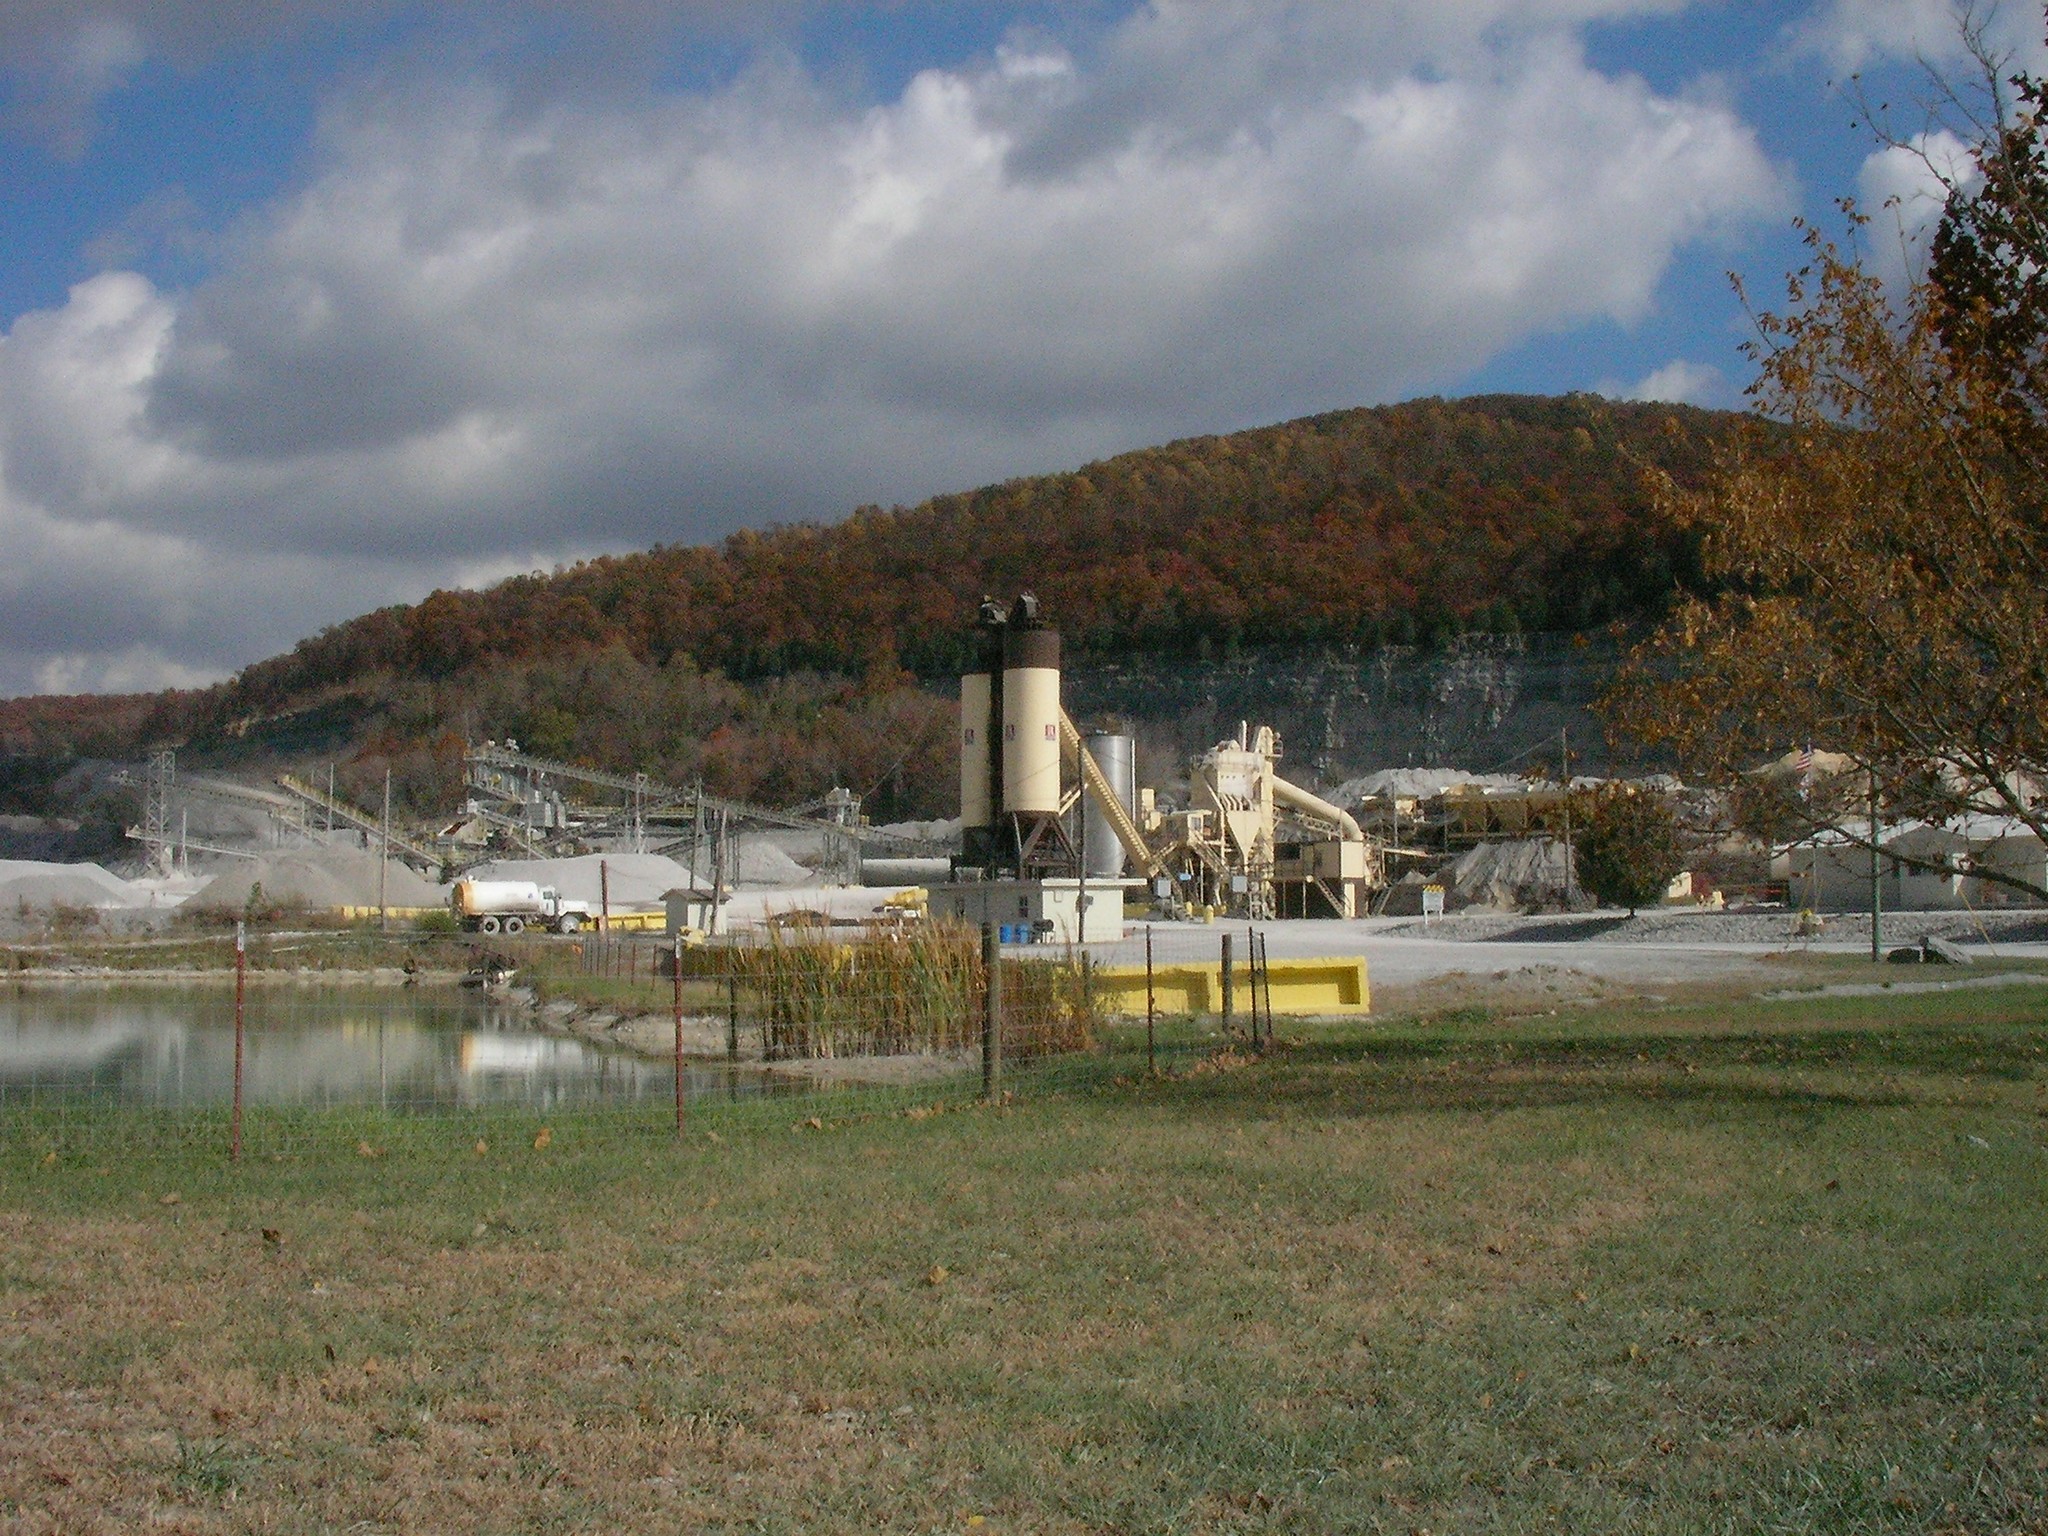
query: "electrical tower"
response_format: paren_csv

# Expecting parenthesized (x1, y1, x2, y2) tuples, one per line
(140, 749, 175, 875)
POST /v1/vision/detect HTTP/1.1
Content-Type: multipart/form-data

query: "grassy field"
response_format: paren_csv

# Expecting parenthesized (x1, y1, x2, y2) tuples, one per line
(2, 978, 2045, 1533)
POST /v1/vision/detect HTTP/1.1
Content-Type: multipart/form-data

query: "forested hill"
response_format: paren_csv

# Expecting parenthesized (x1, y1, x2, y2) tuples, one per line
(0, 393, 1740, 818)
(247, 391, 1722, 693)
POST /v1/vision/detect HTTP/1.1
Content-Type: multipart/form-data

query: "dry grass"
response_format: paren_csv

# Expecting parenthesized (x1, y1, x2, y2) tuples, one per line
(2, 984, 2046, 1532)
(735, 922, 1097, 1062)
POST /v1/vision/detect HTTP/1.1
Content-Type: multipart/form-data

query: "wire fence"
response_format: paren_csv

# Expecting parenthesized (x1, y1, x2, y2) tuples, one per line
(0, 917, 1307, 1160)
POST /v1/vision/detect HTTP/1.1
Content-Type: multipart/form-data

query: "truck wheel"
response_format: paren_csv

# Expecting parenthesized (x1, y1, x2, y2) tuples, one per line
(479, 914, 502, 935)
(556, 913, 583, 934)
(503, 915, 526, 935)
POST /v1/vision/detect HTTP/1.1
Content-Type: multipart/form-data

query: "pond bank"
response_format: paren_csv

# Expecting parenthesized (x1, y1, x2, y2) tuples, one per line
(524, 991, 977, 1086)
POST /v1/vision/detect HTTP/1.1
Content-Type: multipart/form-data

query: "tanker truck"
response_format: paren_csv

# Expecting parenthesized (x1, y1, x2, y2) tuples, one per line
(450, 878, 595, 935)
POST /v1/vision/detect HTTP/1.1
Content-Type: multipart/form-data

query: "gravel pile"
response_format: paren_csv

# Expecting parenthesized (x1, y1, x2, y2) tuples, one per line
(0, 870, 138, 909)
(0, 859, 140, 908)
(873, 817, 962, 846)
(1442, 839, 1574, 911)
(190, 847, 444, 911)
(1331, 768, 1524, 805)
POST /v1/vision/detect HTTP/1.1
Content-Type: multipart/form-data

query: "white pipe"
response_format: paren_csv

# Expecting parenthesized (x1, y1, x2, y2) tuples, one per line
(1270, 774, 1364, 842)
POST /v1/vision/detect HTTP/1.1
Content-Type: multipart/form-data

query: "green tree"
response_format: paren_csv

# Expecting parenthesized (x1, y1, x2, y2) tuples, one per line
(1573, 789, 1687, 917)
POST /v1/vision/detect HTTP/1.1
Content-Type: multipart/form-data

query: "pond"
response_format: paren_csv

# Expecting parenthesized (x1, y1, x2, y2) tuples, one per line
(0, 983, 786, 1112)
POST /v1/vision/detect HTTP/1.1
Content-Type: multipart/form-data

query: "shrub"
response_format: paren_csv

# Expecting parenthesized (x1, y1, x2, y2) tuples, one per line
(1574, 788, 1687, 916)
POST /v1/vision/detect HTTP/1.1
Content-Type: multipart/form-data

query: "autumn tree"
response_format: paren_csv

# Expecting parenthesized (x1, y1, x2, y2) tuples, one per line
(1610, 11, 2048, 902)
(1573, 787, 1687, 916)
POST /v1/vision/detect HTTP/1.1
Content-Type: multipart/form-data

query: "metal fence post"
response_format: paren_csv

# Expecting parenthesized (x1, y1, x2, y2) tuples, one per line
(1145, 923, 1157, 1076)
(726, 961, 740, 1063)
(1220, 932, 1234, 1037)
(1253, 933, 1269, 1056)
(982, 922, 1002, 1099)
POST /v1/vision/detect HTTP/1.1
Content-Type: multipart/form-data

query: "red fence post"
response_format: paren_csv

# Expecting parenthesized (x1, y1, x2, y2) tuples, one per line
(673, 932, 686, 1137)
(231, 921, 246, 1163)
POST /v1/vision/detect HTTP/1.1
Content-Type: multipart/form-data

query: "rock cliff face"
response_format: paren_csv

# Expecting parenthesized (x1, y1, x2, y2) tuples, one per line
(1066, 633, 1621, 792)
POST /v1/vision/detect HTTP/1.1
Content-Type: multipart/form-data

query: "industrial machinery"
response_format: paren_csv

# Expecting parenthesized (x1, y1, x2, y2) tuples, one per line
(952, 597, 1383, 921)
(1180, 724, 1381, 918)
(454, 743, 948, 882)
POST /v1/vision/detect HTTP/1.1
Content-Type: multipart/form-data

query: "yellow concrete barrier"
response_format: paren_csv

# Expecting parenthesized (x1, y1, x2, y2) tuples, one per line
(596, 910, 669, 932)
(1090, 955, 1369, 1017)
(335, 905, 669, 931)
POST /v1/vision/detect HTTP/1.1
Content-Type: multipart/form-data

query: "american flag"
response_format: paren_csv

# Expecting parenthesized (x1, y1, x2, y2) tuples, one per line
(1796, 745, 1813, 796)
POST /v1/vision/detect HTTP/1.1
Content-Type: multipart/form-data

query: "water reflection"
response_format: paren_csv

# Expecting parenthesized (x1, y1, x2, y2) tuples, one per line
(0, 986, 775, 1111)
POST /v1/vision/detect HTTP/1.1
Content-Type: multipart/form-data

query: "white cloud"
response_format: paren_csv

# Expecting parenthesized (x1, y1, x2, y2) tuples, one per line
(1798, 0, 2048, 74)
(0, 0, 1788, 694)
(1606, 359, 1727, 405)
(1856, 127, 1984, 291)
(33, 647, 222, 696)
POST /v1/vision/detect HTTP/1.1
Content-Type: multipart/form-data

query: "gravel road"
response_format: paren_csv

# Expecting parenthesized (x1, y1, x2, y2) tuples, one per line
(1085, 907, 2048, 993)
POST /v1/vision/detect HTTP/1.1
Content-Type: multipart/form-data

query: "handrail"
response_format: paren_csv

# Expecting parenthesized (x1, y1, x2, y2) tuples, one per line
(274, 774, 444, 874)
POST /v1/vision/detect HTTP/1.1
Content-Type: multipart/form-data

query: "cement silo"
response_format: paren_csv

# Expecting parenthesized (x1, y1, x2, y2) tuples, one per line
(959, 669, 994, 863)
(959, 601, 1007, 871)
(1000, 623, 1062, 817)
(1082, 732, 1136, 879)
(953, 594, 1080, 880)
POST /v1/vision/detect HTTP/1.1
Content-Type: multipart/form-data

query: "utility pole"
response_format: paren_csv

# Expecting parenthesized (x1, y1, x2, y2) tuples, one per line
(1076, 769, 1088, 946)
(1869, 772, 1883, 962)
(1560, 727, 1574, 906)
(379, 769, 391, 932)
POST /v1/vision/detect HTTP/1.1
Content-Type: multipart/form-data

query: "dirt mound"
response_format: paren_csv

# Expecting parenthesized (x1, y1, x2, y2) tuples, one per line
(191, 847, 443, 911)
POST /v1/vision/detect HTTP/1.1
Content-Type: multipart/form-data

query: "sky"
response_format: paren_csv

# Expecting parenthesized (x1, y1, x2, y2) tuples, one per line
(1, 0, 2043, 699)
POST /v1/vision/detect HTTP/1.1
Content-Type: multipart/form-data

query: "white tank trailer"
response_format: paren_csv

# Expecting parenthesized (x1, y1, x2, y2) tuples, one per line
(450, 878, 595, 935)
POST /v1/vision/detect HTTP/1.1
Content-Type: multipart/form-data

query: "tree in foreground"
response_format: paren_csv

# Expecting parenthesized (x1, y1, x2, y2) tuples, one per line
(1610, 10, 2048, 902)
(1573, 788, 1687, 916)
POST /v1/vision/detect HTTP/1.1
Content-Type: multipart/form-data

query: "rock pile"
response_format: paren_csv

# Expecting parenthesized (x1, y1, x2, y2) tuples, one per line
(189, 847, 444, 911)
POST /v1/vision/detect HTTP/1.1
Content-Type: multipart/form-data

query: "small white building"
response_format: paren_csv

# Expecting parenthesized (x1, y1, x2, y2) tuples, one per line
(1775, 817, 2047, 910)
(663, 886, 723, 935)
(931, 878, 1133, 944)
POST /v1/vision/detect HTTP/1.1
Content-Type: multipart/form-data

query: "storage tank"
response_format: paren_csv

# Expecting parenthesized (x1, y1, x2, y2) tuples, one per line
(1082, 732, 1136, 879)
(1000, 625, 1062, 815)
(959, 670, 993, 835)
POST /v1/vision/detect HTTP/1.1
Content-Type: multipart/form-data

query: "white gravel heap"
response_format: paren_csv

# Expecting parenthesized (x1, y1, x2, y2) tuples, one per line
(0, 859, 143, 909)
(1333, 769, 1526, 806)
(191, 847, 444, 910)
(873, 817, 962, 846)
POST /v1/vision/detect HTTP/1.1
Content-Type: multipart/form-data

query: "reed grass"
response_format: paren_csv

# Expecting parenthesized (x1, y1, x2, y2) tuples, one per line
(737, 921, 1101, 1061)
